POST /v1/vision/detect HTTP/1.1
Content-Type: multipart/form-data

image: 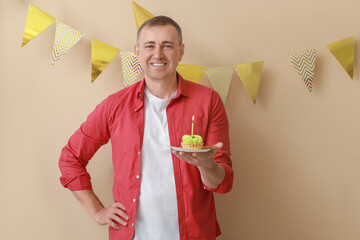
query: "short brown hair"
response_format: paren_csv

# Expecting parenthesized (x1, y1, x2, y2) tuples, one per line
(137, 15, 183, 45)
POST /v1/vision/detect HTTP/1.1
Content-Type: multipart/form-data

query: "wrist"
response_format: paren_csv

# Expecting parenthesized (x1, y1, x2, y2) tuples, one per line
(198, 159, 218, 171)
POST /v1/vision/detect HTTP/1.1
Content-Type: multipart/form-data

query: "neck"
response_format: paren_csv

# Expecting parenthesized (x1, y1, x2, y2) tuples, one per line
(144, 74, 178, 99)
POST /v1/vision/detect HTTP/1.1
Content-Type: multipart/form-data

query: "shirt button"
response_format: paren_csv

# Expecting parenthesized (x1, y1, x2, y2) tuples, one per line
(136, 175, 140, 179)
(133, 198, 136, 203)
(138, 151, 140, 155)
(132, 223, 134, 227)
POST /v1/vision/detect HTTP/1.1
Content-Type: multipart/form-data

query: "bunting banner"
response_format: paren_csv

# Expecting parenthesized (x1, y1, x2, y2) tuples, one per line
(21, 4, 55, 47)
(288, 49, 316, 92)
(327, 36, 354, 79)
(52, 21, 85, 65)
(120, 50, 142, 86)
(21, 3, 360, 104)
(205, 66, 234, 103)
(132, 1, 155, 29)
(177, 64, 205, 84)
(91, 39, 120, 83)
(235, 61, 264, 103)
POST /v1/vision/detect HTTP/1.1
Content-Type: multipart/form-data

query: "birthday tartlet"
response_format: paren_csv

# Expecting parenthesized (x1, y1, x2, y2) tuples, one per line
(181, 135, 204, 149)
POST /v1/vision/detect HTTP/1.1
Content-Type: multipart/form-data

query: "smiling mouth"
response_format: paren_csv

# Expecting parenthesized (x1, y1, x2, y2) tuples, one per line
(151, 63, 167, 67)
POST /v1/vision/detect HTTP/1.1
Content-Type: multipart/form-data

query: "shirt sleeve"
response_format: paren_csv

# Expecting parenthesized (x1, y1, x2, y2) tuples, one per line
(203, 90, 234, 194)
(58, 98, 111, 191)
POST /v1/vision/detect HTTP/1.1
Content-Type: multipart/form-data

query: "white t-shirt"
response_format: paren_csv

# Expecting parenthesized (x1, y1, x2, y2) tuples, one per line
(133, 87, 180, 240)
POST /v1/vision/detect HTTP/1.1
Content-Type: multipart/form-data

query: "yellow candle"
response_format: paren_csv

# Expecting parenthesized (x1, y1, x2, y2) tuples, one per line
(191, 115, 194, 135)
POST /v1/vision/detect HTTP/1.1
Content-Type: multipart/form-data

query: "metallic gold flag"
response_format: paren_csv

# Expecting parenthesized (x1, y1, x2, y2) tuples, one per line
(52, 21, 85, 65)
(288, 49, 316, 92)
(205, 66, 234, 103)
(21, 4, 55, 47)
(120, 51, 142, 86)
(177, 64, 205, 84)
(91, 39, 120, 83)
(234, 61, 264, 104)
(327, 36, 354, 79)
(132, 1, 155, 29)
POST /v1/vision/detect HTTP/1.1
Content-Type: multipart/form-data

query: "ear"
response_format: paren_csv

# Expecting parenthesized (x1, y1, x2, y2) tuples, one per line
(134, 44, 139, 58)
(178, 44, 185, 62)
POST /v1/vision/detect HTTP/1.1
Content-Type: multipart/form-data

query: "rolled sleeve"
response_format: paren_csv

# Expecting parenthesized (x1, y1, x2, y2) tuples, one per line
(203, 91, 234, 194)
(59, 98, 111, 191)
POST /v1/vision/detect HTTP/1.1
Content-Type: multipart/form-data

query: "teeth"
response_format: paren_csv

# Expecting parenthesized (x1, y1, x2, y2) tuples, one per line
(152, 63, 165, 66)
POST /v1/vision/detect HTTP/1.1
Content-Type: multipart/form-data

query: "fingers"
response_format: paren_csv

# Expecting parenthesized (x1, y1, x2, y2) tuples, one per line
(96, 202, 129, 230)
(112, 202, 126, 211)
(213, 142, 223, 151)
(110, 203, 128, 228)
(110, 213, 128, 228)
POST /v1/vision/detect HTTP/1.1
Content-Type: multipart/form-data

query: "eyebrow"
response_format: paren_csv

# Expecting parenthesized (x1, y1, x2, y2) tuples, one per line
(143, 41, 175, 45)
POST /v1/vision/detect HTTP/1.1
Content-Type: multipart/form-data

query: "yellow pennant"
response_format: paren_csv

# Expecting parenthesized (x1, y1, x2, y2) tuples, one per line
(52, 21, 85, 65)
(177, 64, 205, 84)
(120, 51, 142, 87)
(234, 61, 264, 104)
(21, 4, 55, 47)
(327, 36, 354, 79)
(132, 1, 155, 29)
(91, 39, 120, 83)
(205, 66, 234, 103)
(288, 49, 316, 92)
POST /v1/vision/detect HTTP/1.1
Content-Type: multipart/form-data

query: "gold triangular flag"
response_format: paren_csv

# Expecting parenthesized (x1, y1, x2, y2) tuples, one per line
(91, 39, 120, 83)
(21, 4, 55, 47)
(235, 61, 264, 103)
(205, 66, 234, 103)
(327, 36, 354, 79)
(177, 64, 205, 84)
(52, 21, 85, 65)
(288, 49, 316, 92)
(120, 51, 142, 86)
(132, 1, 155, 29)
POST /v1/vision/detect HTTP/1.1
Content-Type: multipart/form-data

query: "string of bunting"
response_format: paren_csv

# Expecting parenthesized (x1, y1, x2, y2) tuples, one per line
(21, 2, 355, 104)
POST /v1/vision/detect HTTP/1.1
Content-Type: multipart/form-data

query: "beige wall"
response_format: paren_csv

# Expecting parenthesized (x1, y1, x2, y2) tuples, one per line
(1, 0, 360, 239)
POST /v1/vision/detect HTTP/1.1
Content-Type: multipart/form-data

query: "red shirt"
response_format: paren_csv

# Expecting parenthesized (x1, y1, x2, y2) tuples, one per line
(59, 74, 233, 240)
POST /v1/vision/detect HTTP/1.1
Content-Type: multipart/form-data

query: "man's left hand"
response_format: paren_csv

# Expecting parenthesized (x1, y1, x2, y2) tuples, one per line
(171, 142, 223, 169)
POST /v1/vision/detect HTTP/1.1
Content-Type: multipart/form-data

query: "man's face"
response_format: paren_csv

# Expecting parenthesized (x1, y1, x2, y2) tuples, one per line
(135, 25, 184, 82)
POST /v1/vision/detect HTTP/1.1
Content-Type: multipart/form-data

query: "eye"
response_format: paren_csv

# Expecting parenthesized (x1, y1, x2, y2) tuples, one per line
(164, 45, 173, 49)
(145, 45, 154, 49)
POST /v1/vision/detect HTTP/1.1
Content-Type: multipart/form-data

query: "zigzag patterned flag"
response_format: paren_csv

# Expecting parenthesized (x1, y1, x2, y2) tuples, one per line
(120, 50, 142, 86)
(205, 66, 234, 103)
(52, 21, 85, 65)
(288, 49, 316, 92)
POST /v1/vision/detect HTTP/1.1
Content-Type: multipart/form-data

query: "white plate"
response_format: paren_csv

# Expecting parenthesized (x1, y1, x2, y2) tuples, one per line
(169, 146, 212, 153)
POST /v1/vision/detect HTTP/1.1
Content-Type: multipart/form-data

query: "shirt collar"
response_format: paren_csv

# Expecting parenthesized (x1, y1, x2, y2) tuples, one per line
(136, 72, 190, 100)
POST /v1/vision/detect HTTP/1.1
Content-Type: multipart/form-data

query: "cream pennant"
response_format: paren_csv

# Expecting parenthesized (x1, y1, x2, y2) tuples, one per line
(205, 66, 234, 103)
(288, 49, 316, 92)
(21, 4, 55, 47)
(120, 51, 142, 86)
(327, 36, 354, 79)
(52, 21, 85, 65)
(235, 61, 264, 104)
(177, 64, 205, 84)
(91, 39, 120, 83)
(132, 1, 155, 29)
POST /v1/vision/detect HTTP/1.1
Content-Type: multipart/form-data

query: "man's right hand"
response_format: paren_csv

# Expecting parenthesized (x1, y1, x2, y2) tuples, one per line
(93, 202, 129, 230)
(72, 190, 129, 230)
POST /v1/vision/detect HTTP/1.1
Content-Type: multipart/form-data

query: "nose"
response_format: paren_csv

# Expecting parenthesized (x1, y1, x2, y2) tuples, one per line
(153, 46, 164, 59)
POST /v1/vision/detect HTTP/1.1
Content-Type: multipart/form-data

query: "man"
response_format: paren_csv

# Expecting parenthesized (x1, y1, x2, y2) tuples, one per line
(59, 16, 233, 240)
